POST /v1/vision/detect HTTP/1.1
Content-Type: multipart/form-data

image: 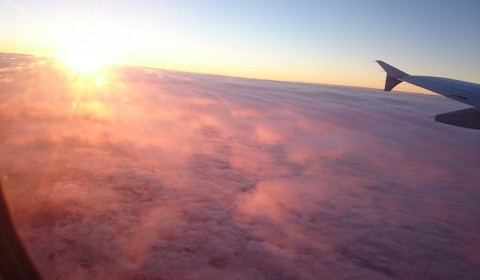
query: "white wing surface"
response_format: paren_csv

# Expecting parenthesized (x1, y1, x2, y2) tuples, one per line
(376, 60, 480, 129)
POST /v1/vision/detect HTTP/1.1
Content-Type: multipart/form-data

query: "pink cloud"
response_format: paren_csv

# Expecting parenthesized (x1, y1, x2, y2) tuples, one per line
(1, 54, 479, 279)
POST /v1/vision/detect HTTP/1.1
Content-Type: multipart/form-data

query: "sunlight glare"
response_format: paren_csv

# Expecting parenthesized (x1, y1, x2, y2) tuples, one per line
(57, 26, 118, 73)
(61, 50, 107, 73)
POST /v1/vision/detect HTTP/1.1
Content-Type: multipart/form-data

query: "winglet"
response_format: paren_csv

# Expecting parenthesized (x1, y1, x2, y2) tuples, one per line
(376, 60, 408, 91)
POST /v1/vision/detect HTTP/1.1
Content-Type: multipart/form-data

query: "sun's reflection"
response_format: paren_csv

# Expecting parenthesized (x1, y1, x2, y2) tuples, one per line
(50, 56, 122, 126)
(55, 59, 116, 92)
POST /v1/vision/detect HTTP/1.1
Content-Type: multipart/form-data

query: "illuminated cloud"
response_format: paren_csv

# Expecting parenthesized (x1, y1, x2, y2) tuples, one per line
(1, 54, 479, 280)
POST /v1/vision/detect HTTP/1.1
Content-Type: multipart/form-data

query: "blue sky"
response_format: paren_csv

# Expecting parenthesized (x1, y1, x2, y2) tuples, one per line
(1, 0, 479, 88)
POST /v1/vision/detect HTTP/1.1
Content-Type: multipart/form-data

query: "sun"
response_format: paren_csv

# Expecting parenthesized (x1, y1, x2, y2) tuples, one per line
(57, 26, 118, 73)
(60, 48, 108, 73)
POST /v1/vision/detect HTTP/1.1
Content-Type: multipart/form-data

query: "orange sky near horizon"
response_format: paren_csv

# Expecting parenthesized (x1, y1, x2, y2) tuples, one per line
(0, 1, 479, 93)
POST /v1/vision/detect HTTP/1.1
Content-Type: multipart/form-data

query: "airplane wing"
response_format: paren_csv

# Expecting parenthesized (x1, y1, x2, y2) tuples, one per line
(376, 60, 480, 129)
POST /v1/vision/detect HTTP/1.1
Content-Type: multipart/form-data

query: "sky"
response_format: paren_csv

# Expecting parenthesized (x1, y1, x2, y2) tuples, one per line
(0, 0, 479, 89)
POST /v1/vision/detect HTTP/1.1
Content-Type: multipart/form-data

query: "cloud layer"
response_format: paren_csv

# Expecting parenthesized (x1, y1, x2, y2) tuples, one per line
(1, 53, 479, 280)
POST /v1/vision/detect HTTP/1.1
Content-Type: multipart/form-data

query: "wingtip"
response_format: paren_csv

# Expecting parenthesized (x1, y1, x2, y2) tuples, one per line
(375, 61, 407, 92)
(376, 61, 407, 78)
